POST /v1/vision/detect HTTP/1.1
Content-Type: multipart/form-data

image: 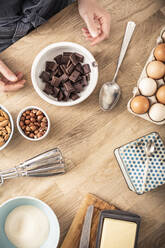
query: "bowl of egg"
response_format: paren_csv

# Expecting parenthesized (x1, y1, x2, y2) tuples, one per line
(0, 196, 60, 248)
(128, 27, 165, 124)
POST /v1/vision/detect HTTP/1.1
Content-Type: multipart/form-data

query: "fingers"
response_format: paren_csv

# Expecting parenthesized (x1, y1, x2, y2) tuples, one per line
(82, 14, 100, 38)
(0, 79, 26, 92)
(0, 60, 18, 82)
(16, 72, 24, 81)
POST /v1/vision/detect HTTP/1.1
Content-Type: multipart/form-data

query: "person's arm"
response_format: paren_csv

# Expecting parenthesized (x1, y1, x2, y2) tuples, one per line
(0, 60, 26, 92)
(78, 0, 111, 45)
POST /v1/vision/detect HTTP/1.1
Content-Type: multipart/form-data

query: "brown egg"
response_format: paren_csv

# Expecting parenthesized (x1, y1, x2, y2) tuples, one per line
(156, 85, 165, 104)
(130, 95, 150, 114)
(154, 43, 165, 62)
(146, 61, 165, 79)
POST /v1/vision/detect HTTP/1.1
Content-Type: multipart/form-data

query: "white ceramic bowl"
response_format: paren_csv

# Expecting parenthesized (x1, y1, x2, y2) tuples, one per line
(17, 106, 50, 141)
(0, 196, 60, 248)
(0, 105, 14, 151)
(31, 42, 98, 106)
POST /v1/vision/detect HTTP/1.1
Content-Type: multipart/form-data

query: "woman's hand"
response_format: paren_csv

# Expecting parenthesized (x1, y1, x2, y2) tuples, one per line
(78, 0, 111, 45)
(0, 59, 26, 92)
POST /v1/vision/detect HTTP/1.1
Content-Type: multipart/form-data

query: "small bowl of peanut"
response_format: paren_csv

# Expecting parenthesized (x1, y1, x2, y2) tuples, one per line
(0, 105, 14, 151)
(17, 106, 50, 141)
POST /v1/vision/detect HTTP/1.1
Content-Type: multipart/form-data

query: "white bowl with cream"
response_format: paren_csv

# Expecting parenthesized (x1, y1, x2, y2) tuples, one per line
(0, 196, 60, 248)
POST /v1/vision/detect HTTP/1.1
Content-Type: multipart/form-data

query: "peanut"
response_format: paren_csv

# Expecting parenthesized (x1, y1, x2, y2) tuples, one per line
(0, 120, 9, 127)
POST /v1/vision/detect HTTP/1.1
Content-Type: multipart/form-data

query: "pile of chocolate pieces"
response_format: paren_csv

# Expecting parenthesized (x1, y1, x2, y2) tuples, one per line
(39, 52, 91, 101)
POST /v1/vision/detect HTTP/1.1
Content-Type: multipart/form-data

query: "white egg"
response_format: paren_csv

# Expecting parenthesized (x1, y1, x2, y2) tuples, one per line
(138, 78, 157, 96)
(148, 103, 165, 122)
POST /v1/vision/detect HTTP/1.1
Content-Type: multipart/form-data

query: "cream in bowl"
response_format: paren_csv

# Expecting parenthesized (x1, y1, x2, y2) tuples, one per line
(31, 42, 98, 107)
(0, 196, 60, 248)
(5, 205, 49, 248)
(17, 106, 50, 141)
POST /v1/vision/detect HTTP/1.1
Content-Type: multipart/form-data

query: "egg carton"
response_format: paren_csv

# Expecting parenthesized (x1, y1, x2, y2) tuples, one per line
(127, 27, 165, 125)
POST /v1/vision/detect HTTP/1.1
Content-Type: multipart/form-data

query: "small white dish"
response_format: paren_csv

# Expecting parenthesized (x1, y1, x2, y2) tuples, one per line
(0, 196, 60, 248)
(17, 106, 50, 141)
(0, 105, 14, 151)
(31, 42, 98, 106)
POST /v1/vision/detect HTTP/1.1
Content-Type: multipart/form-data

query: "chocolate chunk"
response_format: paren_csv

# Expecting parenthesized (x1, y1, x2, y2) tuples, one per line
(57, 67, 63, 77)
(75, 52, 84, 63)
(70, 93, 80, 100)
(46, 61, 58, 72)
(63, 81, 75, 93)
(54, 54, 62, 64)
(63, 52, 73, 56)
(61, 55, 70, 64)
(44, 83, 54, 95)
(66, 63, 75, 75)
(50, 76, 61, 87)
(70, 53, 79, 65)
(69, 70, 80, 82)
(82, 75, 88, 87)
(76, 63, 84, 74)
(86, 73, 90, 81)
(40, 71, 50, 82)
(60, 73, 68, 83)
(60, 64, 67, 74)
(74, 82, 83, 93)
(83, 64, 91, 74)
(51, 69, 58, 77)
(53, 87, 60, 97)
(57, 90, 64, 101)
(67, 59, 72, 68)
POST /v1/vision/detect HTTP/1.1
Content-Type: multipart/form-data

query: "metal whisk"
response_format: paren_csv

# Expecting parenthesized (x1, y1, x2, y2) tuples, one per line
(0, 148, 65, 185)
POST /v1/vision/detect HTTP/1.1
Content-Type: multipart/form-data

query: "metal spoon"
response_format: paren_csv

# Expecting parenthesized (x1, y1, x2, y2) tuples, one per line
(99, 21, 136, 111)
(141, 140, 155, 193)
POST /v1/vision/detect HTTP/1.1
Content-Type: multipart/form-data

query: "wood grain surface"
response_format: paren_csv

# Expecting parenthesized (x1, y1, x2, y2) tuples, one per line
(61, 193, 117, 248)
(0, 0, 165, 248)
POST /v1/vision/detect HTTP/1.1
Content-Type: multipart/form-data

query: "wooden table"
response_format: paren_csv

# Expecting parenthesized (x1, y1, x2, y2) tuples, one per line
(0, 0, 165, 247)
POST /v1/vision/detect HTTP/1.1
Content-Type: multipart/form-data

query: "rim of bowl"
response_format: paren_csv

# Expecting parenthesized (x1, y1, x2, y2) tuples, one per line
(17, 106, 50, 141)
(0, 105, 14, 151)
(1, 196, 60, 247)
(31, 42, 98, 106)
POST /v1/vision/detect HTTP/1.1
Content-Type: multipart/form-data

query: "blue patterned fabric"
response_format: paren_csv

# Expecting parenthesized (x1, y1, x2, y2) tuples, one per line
(118, 132, 165, 194)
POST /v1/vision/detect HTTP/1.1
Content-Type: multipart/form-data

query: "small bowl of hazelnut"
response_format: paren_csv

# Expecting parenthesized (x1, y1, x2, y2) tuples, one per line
(17, 106, 50, 141)
(0, 105, 14, 151)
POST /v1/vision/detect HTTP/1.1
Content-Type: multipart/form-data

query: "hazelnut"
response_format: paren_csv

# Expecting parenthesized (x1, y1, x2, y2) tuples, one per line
(41, 122, 46, 128)
(30, 117, 36, 122)
(34, 130, 39, 134)
(26, 126, 31, 132)
(29, 133, 35, 138)
(37, 132, 44, 138)
(32, 109, 38, 114)
(36, 110, 42, 116)
(20, 116, 25, 121)
(25, 120, 30, 125)
(22, 112, 26, 117)
(26, 115, 30, 120)
(30, 112, 35, 117)
(37, 115, 43, 121)
(42, 117, 47, 122)
(21, 125, 26, 130)
(30, 125, 37, 131)
(26, 110, 30, 115)
(19, 121, 24, 127)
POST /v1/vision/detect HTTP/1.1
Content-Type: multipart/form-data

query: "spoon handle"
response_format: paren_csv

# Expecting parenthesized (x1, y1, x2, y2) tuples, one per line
(142, 157, 149, 193)
(113, 21, 136, 82)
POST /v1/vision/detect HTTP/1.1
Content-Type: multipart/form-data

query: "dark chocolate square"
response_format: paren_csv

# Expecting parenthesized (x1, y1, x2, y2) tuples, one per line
(63, 81, 75, 93)
(70, 93, 80, 100)
(46, 61, 58, 72)
(70, 53, 79, 66)
(75, 52, 84, 63)
(40, 71, 50, 82)
(50, 76, 61, 87)
(83, 64, 91, 74)
(69, 70, 80, 82)
(54, 54, 62, 64)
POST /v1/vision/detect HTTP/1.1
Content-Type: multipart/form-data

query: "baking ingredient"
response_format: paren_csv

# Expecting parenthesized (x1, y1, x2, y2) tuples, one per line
(148, 103, 165, 122)
(5, 205, 49, 248)
(19, 109, 48, 139)
(156, 85, 165, 104)
(40, 52, 91, 102)
(154, 43, 165, 62)
(130, 96, 150, 114)
(138, 78, 157, 96)
(0, 109, 11, 146)
(100, 218, 137, 248)
(146, 61, 165, 79)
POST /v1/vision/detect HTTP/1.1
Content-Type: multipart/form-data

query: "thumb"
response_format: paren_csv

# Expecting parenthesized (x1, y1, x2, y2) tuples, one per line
(83, 14, 99, 38)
